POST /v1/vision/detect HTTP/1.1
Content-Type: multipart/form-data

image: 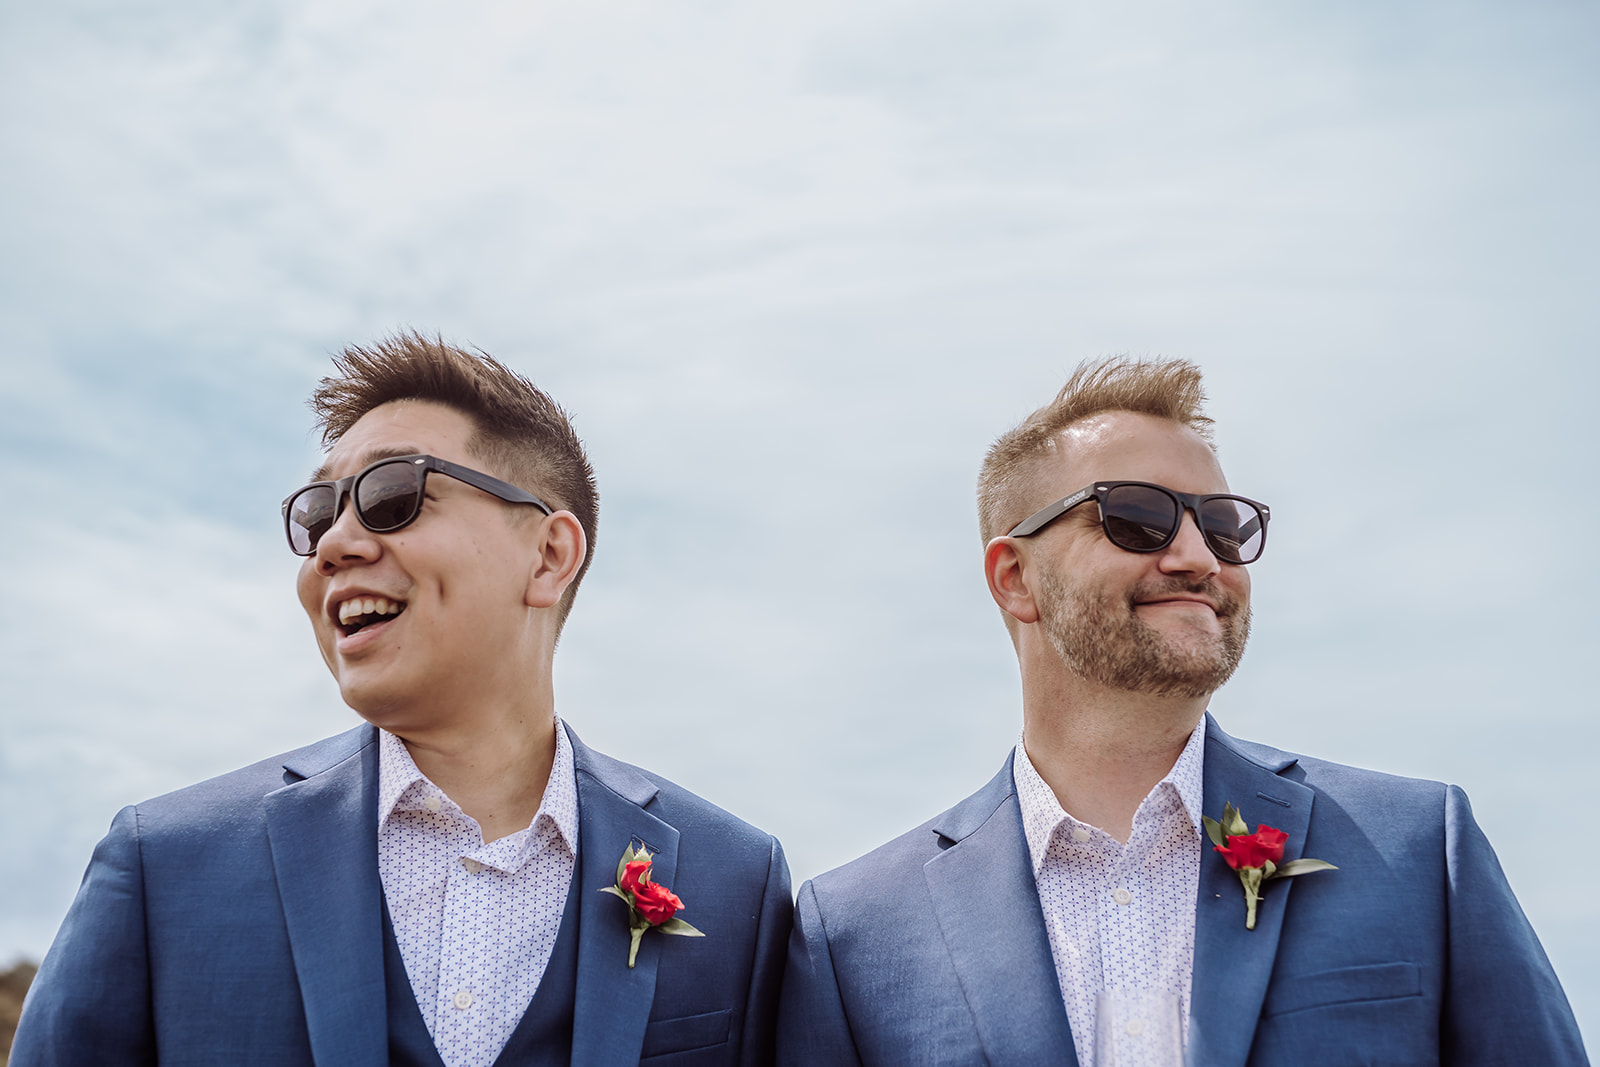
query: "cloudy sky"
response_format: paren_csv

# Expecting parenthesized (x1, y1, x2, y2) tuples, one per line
(2, 0, 1596, 1041)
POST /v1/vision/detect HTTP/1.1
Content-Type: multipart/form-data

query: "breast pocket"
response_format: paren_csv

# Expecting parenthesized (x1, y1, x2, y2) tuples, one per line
(640, 1008, 732, 1061)
(1262, 961, 1422, 1017)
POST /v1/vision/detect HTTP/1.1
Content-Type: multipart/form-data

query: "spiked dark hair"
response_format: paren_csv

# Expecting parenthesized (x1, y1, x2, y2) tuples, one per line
(310, 330, 598, 636)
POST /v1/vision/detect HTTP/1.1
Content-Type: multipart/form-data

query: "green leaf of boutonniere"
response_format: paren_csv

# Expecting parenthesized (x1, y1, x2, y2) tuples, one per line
(1221, 802, 1250, 839)
(1272, 858, 1338, 878)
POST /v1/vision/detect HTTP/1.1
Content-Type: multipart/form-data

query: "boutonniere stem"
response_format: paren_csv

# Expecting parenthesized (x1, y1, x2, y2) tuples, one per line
(1203, 802, 1336, 930)
(599, 844, 704, 967)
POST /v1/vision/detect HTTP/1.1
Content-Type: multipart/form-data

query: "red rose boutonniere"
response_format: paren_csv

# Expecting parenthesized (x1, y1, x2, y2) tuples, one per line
(599, 843, 704, 967)
(1203, 802, 1337, 930)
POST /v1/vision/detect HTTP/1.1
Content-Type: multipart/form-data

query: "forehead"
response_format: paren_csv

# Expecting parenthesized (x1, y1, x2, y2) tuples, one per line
(1041, 411, 1230, 495)
(315, 400, 478, 480)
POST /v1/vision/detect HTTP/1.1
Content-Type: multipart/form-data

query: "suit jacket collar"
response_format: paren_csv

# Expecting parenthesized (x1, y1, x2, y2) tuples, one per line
(1187, 713, 1313, 1067)
(565, 721, 679, 1067)
(265, 726, 388, 1067)
(263, 722, 679, 1067)
(926, 753, 1079, 1067)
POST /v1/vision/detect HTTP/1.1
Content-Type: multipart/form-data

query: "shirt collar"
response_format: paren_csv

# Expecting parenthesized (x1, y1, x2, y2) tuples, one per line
(1014, 716, 1207, 877)
(376, 719, 580, 856)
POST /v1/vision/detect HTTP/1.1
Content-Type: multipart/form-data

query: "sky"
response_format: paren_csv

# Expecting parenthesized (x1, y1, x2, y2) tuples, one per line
(2, 0, 1596, 1043)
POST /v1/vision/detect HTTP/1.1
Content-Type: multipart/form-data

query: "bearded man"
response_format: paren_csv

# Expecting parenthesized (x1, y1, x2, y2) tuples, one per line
(776, 357, 1585, 1066)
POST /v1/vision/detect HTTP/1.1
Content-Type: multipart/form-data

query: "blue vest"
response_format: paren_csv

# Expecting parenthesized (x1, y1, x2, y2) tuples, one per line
(383, 870, 581, 1067)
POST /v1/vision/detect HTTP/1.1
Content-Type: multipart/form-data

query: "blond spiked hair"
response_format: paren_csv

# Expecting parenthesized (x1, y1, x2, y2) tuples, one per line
(977, 356, 1214, 544)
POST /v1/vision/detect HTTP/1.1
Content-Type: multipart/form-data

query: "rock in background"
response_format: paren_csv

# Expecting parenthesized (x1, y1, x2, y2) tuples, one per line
(0, 961, 37, 1066)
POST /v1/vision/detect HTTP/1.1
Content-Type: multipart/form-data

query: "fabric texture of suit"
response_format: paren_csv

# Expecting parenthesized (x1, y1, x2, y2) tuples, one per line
(777, 714, 1587, 1067)
(15, 722, 793, 1067)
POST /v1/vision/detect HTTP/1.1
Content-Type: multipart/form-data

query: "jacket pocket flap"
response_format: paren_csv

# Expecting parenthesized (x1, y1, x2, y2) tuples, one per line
(641, 1008, 732, 1059)
(1262, 961, 1421, 1017)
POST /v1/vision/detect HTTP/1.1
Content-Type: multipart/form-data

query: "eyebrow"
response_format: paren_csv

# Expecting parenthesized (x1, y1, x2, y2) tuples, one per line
(309, 446, 426, 483)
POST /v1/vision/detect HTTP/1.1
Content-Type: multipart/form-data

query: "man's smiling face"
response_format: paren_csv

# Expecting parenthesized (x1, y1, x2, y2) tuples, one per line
(295, 399, 545, 727)
(1024, 410, 1253, 698)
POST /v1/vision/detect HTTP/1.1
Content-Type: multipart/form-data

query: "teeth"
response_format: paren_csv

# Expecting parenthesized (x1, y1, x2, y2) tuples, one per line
(337, 597, 405, 625)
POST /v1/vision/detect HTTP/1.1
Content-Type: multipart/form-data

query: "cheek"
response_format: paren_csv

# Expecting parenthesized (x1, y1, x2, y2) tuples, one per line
(1221, 567, 1251, 607)
(296, 562, 323, 620)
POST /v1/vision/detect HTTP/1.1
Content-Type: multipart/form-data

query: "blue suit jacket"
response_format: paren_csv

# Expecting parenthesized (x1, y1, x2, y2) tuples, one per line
(777, 715, 1587, 1066)
(15, 723, 792, 1066)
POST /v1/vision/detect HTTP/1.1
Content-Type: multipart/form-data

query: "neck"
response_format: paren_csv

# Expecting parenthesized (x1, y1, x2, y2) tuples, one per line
(1019, 653, 1207, 843)
(390, 686, 561, 843)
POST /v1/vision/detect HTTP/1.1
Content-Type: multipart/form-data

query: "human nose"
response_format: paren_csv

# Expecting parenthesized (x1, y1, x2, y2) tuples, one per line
(1158, 509, 1222, 579)
(312, 493, 381, 574)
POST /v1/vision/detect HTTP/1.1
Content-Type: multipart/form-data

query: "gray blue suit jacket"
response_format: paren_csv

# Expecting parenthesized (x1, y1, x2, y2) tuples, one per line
(14, 722, 792, 1066)
(777, 715, 1586, 1066)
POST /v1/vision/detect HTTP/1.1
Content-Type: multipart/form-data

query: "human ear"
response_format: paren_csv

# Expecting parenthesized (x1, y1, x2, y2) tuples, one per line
(524, 511, 587, 610)
(984, 537, 1040, 625)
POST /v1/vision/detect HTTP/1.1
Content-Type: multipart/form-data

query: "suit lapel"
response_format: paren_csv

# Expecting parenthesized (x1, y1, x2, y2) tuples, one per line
(925, 755, 1079, 1067)
(1187, 715, 1313, 1067)
(566, 724, 679, 1067)
(263, 726, 388, 1067)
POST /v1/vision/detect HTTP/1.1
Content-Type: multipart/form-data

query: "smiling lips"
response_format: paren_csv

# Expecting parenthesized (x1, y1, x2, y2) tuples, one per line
(1138, 596, 1217, 612)
(335, 595, 407, 636)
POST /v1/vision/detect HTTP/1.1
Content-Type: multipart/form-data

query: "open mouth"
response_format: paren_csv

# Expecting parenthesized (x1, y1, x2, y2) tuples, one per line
(336, 596, 407, 637)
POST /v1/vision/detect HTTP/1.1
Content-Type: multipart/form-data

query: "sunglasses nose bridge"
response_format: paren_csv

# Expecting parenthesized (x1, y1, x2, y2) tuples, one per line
(311, 477, 375, 556)
(323, 478, 359, 532)
(330, 481, 352, 524)
(1160, 499, 1223, 566)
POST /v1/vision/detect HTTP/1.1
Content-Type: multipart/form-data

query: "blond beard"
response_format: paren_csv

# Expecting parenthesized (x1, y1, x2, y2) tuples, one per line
(1035, 567, 1251, 699)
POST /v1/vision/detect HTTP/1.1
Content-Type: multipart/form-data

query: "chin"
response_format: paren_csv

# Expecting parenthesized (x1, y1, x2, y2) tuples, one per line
(334, 678, 413, 726)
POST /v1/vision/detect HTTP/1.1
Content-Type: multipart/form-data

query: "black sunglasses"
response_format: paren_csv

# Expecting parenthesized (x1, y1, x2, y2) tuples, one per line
(1006, 480, 1270, 564)
(282, 453, 552, 557)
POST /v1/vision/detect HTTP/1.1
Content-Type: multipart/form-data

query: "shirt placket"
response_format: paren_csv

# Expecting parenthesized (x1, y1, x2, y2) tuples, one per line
(1051, 826, 1105, 1067)
(1100, 832, 1142, 995)
(433, 826, 499, 1067)
(1150, 798, 1196, 1041)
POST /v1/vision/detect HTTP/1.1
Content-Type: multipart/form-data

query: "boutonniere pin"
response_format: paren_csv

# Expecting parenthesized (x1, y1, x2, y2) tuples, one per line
(599, 843, 704, 967)
(1203, 802, 1337, 930)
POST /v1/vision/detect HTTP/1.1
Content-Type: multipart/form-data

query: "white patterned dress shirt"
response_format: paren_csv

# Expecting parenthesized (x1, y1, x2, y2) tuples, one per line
(1013, 717, 1206, 1067)
(377, 722, 579, 1067)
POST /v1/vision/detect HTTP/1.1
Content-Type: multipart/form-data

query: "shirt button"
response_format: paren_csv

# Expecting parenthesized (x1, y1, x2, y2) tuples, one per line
(452, 990, 473, 1010)
(424, 796, 442, 813)
(1113, 887, 1133, 905)
(1071, 826, 1091, 843)
(461, 858, 482, 874)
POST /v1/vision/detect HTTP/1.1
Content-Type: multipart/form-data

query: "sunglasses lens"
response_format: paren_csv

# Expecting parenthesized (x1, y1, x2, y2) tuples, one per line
(287, 486, 337, 556)
(1198, 498, 1265, 564)
(355, 460, 424, 532)
(1102, 485, 1179, 552)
